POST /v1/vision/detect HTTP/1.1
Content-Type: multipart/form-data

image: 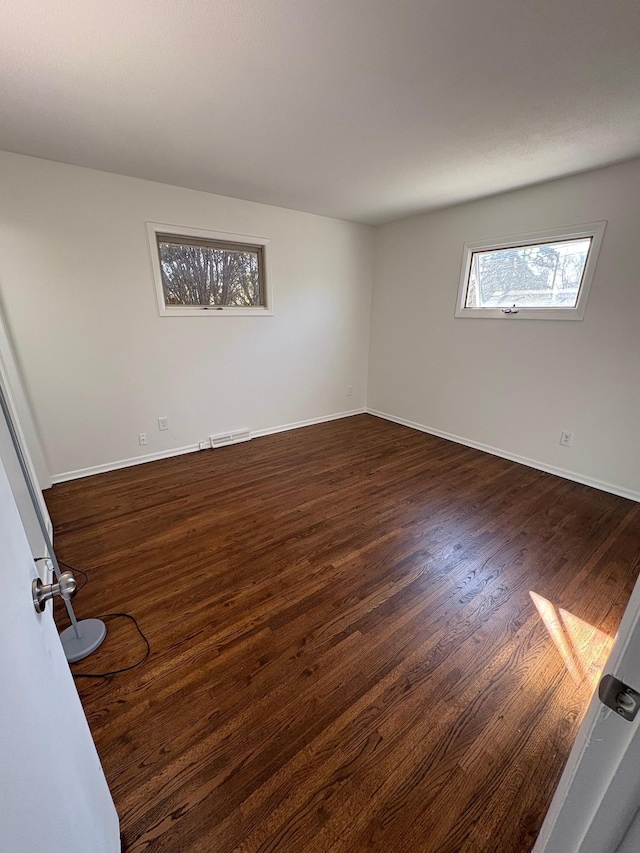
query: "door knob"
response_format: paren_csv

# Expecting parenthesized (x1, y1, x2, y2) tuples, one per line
(32, 571, 77, 613)
(598, 673, 640, 722)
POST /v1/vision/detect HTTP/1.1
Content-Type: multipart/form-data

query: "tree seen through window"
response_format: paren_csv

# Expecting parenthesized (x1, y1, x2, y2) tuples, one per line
(466, 238, 591, 309)
(158, 238, 263, 308)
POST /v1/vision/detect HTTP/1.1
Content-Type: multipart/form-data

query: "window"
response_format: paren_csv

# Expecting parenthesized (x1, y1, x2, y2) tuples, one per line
(147, 223, 273, 316)
(455, 222, 606, 320)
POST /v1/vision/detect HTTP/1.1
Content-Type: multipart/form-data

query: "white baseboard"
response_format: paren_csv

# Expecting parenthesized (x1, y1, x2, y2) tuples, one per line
(53, 407, 635, 503)
(251, 408, 366, 439)
(50, 408, 367, 484)
(51, 443, 200, 484)
(367, 408, 640, 504)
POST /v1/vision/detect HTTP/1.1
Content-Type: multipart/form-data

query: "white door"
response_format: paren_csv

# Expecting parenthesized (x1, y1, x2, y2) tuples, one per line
(535, 555, 640, 853)
(0, 455, 120, 853)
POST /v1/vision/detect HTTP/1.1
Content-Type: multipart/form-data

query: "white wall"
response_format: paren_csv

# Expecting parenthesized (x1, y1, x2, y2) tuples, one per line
(0, 151, 373, 481)
(1, 151, 638, 499)
(368, 159, 640, 500)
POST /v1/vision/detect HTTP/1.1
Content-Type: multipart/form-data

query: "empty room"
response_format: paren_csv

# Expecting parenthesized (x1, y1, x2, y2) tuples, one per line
(1, 1, 640, 852)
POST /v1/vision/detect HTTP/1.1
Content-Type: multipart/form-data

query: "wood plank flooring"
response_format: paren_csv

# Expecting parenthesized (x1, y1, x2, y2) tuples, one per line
(45, 414, 640, 853)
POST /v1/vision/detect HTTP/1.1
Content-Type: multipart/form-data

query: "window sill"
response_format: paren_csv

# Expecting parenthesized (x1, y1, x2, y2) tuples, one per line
(159, 307, 274, 317)
(455, 307, 585, 321)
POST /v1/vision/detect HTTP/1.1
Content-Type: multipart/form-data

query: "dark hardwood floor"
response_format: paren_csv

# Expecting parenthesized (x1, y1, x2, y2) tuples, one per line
(46, 414, 640, 853)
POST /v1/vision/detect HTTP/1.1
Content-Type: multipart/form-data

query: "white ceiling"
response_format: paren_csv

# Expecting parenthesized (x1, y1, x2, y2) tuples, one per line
(1, 0, 639, 224)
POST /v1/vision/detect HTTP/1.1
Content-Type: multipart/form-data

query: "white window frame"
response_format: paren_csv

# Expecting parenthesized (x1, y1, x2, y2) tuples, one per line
(147, 222, 274, 317)
(455, 221, 606, 321)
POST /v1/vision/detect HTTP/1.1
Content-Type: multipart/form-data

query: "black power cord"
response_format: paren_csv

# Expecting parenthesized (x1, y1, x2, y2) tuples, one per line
(58, 558, 90, 592)
(72, 612, 150, 679)
(34, 557, 151, 679)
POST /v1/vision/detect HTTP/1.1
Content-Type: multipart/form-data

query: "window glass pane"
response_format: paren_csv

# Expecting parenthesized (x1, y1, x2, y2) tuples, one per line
(465, 238, 592, 309)
(158, 241, 262, 307)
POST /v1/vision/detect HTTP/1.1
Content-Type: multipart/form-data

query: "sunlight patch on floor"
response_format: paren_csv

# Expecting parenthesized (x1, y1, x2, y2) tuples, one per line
(530, 591, 614, 689)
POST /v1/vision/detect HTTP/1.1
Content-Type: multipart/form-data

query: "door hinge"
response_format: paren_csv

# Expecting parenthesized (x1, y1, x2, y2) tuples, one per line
(598, 674, 640, 722)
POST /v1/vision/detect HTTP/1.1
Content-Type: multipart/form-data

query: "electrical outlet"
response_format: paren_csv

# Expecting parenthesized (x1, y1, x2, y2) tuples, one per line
(560, 431, 573, 447)
(199, 440, 210, 451)
(157, 416, 169, 431)
(139, 433, 148, 446)
(347, 385, 353, 397)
